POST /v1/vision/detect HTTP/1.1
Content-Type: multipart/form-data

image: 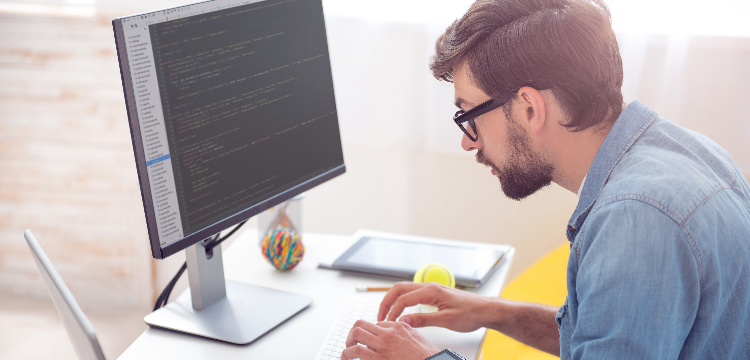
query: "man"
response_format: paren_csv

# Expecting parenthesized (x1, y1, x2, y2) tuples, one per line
(340, 0, 750, 359)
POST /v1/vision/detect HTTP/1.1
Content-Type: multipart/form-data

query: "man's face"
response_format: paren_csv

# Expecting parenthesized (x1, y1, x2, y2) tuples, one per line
(454, 63, 553, 200)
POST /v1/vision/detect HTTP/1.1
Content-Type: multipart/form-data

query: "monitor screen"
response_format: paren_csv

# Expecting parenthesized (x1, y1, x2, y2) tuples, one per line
(113, 0, 345, 259)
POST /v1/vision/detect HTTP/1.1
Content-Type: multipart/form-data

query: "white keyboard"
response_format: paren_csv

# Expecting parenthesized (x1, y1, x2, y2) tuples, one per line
(315, 293, 420, 360)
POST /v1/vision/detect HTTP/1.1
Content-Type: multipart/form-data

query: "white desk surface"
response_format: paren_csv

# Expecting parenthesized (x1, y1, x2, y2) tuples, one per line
(118, 230, 515, 360)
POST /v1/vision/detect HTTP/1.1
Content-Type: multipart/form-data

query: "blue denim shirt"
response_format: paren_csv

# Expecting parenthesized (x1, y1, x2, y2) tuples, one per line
(556, 101, 750, 359)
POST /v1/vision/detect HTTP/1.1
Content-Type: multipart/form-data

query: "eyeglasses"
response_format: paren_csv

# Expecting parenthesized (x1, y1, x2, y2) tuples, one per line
(453, 95, 513, 142)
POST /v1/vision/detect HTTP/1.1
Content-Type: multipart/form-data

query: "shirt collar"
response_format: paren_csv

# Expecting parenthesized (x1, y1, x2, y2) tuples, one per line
(577, 175, 587, 199)
(566, 100, 660, 242)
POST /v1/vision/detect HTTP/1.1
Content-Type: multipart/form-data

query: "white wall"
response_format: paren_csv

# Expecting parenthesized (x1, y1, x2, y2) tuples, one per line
(0, 0, 748, 311)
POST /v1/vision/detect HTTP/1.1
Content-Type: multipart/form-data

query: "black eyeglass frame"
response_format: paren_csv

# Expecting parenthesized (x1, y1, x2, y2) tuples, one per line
(453, 83, 552, 142)
(453, 95, 512, 142)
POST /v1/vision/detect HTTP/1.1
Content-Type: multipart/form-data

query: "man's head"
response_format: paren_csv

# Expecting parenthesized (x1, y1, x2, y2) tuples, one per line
(453, 63, 556, 200)
(432, 0, 624, 199)
(432, 0, 623, 131)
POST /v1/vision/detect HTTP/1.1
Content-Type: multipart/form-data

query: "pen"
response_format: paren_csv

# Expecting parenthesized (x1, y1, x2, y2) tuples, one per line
(356, 285, 466, 292)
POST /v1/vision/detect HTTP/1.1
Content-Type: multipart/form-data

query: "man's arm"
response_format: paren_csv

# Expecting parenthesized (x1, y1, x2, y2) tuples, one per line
(482, 299, 560, 356)
(376, 282, 561, 356)
(342, 283, 562, 360)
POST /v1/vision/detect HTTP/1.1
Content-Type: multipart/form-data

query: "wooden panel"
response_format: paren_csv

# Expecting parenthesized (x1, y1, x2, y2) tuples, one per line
(0, 13, 153, 310)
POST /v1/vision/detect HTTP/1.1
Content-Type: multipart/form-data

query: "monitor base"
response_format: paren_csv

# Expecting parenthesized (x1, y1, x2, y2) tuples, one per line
(144, 280, 312, 344)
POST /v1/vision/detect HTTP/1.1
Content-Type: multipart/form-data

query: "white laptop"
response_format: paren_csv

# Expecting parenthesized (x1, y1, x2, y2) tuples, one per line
(24, 229, 106, 360)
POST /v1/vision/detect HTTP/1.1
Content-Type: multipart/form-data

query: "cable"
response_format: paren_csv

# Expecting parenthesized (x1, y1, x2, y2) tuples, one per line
(152, 220, 247, 311)
(152, 261, 187, 311)
(204, 219, 247, 253)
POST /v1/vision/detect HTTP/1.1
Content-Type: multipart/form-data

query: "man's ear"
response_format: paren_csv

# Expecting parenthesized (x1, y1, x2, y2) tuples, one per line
(516, 86, 546, 136)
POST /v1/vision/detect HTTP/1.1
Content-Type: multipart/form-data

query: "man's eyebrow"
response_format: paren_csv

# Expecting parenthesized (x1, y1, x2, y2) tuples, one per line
(453, 98, 474, 110)
(454, 97, 471, 109)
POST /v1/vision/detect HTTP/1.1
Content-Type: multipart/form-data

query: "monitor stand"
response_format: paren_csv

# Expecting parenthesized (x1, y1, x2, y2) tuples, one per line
(144, 240, 313, 344)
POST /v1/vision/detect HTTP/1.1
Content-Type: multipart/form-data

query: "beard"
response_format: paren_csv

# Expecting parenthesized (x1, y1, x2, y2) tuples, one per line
(476, 116, 553, 201)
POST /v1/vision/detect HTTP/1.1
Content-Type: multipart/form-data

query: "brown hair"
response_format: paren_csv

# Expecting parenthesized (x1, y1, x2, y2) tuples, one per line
(430, 0, 624, 131)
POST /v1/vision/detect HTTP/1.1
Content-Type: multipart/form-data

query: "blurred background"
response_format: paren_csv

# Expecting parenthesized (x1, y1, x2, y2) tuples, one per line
(0, 0, 748, 358)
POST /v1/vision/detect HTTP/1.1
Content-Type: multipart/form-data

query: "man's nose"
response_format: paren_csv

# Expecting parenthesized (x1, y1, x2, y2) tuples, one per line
(461, 132, 479, 152)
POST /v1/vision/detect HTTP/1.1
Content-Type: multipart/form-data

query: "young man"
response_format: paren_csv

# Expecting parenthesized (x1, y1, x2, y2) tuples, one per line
(340, 0, 750, 359)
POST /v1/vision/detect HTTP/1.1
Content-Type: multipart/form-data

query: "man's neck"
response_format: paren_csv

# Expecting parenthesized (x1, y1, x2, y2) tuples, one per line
(551, 123, 612, 194)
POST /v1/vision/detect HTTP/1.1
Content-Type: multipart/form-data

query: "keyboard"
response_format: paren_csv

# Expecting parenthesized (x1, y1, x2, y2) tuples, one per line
(315, 293, 420, 360)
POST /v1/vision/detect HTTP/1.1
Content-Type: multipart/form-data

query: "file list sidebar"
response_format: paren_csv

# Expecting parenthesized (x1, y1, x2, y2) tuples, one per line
(124, 20, 185, 247)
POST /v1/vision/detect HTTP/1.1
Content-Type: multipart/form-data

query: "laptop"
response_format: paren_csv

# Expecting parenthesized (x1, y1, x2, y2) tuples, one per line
(23, 229, 106, 360)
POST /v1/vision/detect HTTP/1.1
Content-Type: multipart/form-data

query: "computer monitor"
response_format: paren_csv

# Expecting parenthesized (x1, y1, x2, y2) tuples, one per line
(112, 0, 345, 344)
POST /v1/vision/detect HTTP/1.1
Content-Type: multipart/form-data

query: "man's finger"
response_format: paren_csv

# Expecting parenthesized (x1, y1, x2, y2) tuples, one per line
(376, 320, 413, 329)
(345, 322, 380, 349)
(397, 311, 445, 329)
(377, 282, 428, 321)
(340, 344, 376, 360)
(348, 319, 383, 337)
(386, 285, 441, 321)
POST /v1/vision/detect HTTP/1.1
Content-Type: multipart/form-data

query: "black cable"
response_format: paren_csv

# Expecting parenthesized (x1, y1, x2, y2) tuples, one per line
(153, 220, 247, 311)
(205, 219, 247, 252)
(153, 261, 186, 311)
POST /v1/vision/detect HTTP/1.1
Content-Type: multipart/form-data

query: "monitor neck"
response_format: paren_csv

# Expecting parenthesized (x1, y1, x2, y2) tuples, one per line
(186, 240, 227, 311)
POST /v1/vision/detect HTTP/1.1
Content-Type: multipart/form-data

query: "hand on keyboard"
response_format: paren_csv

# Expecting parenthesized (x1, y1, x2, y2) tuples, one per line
(315, 294, 434, 360)
(317, 295, 380, 360)
(378, 282, 492, 333)
(341, 320, 440, 360)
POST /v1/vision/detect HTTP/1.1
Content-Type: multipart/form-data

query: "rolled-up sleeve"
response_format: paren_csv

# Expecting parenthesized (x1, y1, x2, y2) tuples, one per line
(570, 200, 701, 359)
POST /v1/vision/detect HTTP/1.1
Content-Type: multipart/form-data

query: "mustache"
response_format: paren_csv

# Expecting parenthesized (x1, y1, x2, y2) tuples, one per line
(475, 150, 495, 169)
(476, 150, 502, 178)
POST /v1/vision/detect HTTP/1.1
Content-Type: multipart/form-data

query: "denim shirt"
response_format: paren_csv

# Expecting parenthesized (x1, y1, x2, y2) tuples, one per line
(556, 101, 750, 359)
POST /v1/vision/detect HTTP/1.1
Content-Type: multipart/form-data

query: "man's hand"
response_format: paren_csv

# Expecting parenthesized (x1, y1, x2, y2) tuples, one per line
(340, 319, 440, 360)
(373, 282, 560, 356)
(339, 282, 488, 360)
(377, 282, 491, 332)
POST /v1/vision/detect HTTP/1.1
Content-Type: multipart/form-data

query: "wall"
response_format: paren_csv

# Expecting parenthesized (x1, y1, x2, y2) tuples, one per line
(0, 13, 153, 309)
(0, 2, 748, 312)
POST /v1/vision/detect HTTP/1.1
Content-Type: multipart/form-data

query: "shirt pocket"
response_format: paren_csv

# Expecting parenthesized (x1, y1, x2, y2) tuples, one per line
(556, 297, 572, 360)
(555, 297, 568, 329)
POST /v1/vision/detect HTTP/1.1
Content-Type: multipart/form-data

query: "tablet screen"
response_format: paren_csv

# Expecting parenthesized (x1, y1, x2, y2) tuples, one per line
(333, 236, 504, 284)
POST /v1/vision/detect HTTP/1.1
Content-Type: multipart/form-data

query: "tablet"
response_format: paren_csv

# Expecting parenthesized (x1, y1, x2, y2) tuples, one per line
(330, 235, 505, 287)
